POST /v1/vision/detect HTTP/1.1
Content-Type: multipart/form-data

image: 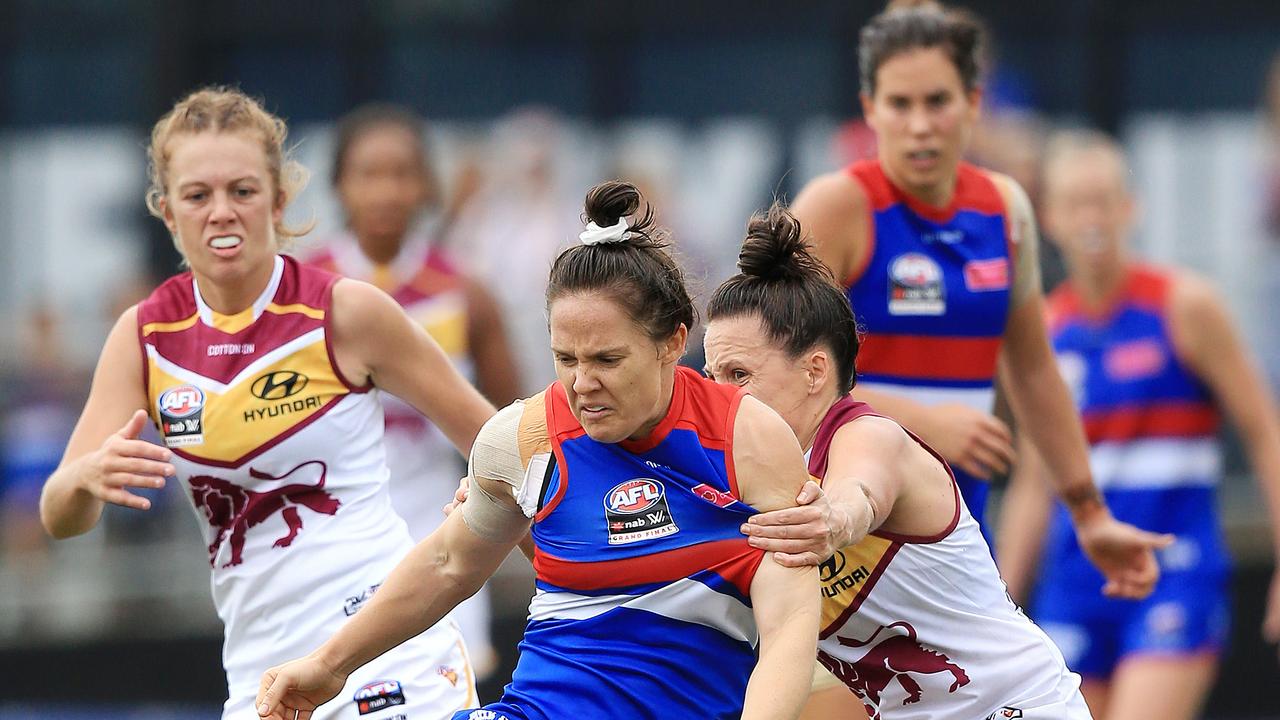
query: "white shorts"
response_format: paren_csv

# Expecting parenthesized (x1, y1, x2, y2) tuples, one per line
(983, 690, 1093, 720)
(811, 660, 844, 693)
(223, 619, 477, 720)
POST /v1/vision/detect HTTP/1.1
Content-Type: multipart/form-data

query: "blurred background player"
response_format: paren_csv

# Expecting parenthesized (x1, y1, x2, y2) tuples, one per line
(38, 87, 495, 719)
(705, 203, 1091, 719)
(784, 6, 1171, 714)
(256, 181, 819, 720)
(786, 0, 1164, 590)
(443, 108, 582, 395)
(786, 2, 1168, 560)
(307, 104, 521, 675)
(998, 130, 1280, 720)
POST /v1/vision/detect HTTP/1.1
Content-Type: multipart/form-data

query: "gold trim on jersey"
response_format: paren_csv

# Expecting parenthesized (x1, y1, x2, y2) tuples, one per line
(266, 302, 326, 321)
(202, 302, 326, 335)
(142, 312, 200, 337)
(147, 336, 348, 464)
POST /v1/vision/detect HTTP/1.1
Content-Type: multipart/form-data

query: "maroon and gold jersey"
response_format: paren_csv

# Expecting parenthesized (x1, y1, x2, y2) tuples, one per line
(137, 254, 448, 708)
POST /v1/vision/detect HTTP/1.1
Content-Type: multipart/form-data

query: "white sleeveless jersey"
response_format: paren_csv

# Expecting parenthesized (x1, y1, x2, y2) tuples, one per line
(306, 234, 473, 540)
(810, 398, 1089, 720)
(138, 255, 464, 705)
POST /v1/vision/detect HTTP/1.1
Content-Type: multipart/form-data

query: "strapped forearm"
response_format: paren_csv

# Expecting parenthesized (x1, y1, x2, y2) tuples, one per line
(826, 480, 877, 549)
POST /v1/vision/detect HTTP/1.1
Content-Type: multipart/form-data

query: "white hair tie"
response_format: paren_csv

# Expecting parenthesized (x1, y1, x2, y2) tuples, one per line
(579, 218, 629, 246)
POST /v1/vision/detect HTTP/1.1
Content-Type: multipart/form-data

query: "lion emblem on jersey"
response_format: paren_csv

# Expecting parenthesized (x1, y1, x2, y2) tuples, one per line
(189, 460, 341, 568)
(819, 621, 970, 718)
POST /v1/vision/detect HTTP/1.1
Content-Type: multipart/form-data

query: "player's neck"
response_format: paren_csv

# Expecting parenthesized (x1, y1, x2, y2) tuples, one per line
(355, 231, 404, 266)
(1074, 257, 1130, 314)
(795, 391, 842, 454)
(194, 261, 275, 315)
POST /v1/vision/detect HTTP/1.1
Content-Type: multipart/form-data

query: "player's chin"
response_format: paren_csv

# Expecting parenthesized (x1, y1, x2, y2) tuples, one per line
(581, 419, 627, 444)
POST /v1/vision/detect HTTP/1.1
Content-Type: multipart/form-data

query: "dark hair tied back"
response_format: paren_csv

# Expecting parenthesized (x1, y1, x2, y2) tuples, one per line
(738, 204, 834, 284)
(582, 181, 661, 246)
(547, 180, 694, 342)
(708, 202, 860, 394)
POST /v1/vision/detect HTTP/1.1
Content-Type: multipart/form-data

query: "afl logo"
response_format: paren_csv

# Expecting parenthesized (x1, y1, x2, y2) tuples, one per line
(818, 550, 848, 582)
(158, 385, 204, 418)
(890, 253, 942, 287)
(252, 370, 309, 400)
(605, 479, 664, 514)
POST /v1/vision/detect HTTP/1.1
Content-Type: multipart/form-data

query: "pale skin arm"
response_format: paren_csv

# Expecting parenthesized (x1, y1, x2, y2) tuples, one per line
(331, 279, 495, 455)
(742, 414, 956, 566)
(39, 306, 176, 539)
(1168, 272, 1280, 644)
(733, 396, 820, 720)
(464, 278, 522, 406)
(791, 171, 1015, 479)
(995, 437, 1055, 604)
(256, 474, 528, 719)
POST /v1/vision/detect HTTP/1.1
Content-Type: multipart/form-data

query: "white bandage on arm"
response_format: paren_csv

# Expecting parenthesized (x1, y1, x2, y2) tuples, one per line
(1006, 177, 1043, 306)
(461, 400, 535, 543)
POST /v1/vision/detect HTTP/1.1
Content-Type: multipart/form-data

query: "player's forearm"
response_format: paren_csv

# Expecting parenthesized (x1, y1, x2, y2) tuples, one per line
(314, 521, 502, 677)
(1236, 415, 1280, 555)
(744, 562, 820, 720)
(1005, 360, 1104, 523)
(39, 460, 103, 539)
(743, 607, 820, 720)
(824, 478, 877, 549)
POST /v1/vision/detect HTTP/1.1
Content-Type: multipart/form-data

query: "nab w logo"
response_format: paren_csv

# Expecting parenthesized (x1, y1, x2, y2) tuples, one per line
(252, 370, 309, 400)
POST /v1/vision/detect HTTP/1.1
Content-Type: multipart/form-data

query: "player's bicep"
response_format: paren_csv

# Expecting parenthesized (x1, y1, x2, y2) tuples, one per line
(992, 173, 1043, 308)
(334, 279, 494, 454)
(732, 396, 809, 512)
(461, 401, 535, 543)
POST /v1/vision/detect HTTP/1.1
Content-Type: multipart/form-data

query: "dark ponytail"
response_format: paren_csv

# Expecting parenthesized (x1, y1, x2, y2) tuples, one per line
(708, 202, 860, 394)
(546, 180, 696, 341)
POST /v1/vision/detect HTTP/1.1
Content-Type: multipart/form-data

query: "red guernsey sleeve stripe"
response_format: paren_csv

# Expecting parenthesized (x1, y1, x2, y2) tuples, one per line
(535, 538, 762, 597)
(1084, 402, 1219, 443)
(857, 334, 1002, 382)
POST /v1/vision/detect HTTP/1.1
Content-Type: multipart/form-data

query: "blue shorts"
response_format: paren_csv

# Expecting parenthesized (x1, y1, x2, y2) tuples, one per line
(1033, 573, 1230, 678)
(451, 705, 530, 720)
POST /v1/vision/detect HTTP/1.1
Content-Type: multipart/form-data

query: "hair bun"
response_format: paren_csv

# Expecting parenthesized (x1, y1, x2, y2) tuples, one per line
(584, 180, 642, 228)
(581, 179, 661, 247)
(738, 203, 828, 282)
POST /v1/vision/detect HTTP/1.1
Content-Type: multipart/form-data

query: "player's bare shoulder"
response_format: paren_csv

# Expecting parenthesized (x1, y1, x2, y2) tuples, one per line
(791, 170, 870, 281)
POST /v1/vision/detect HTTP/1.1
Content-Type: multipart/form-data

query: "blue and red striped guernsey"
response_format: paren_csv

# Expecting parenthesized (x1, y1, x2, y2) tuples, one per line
(501, 366, 764, 719)
(844, 159, 1013, 527)
(1042, 265, 1228, 582)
